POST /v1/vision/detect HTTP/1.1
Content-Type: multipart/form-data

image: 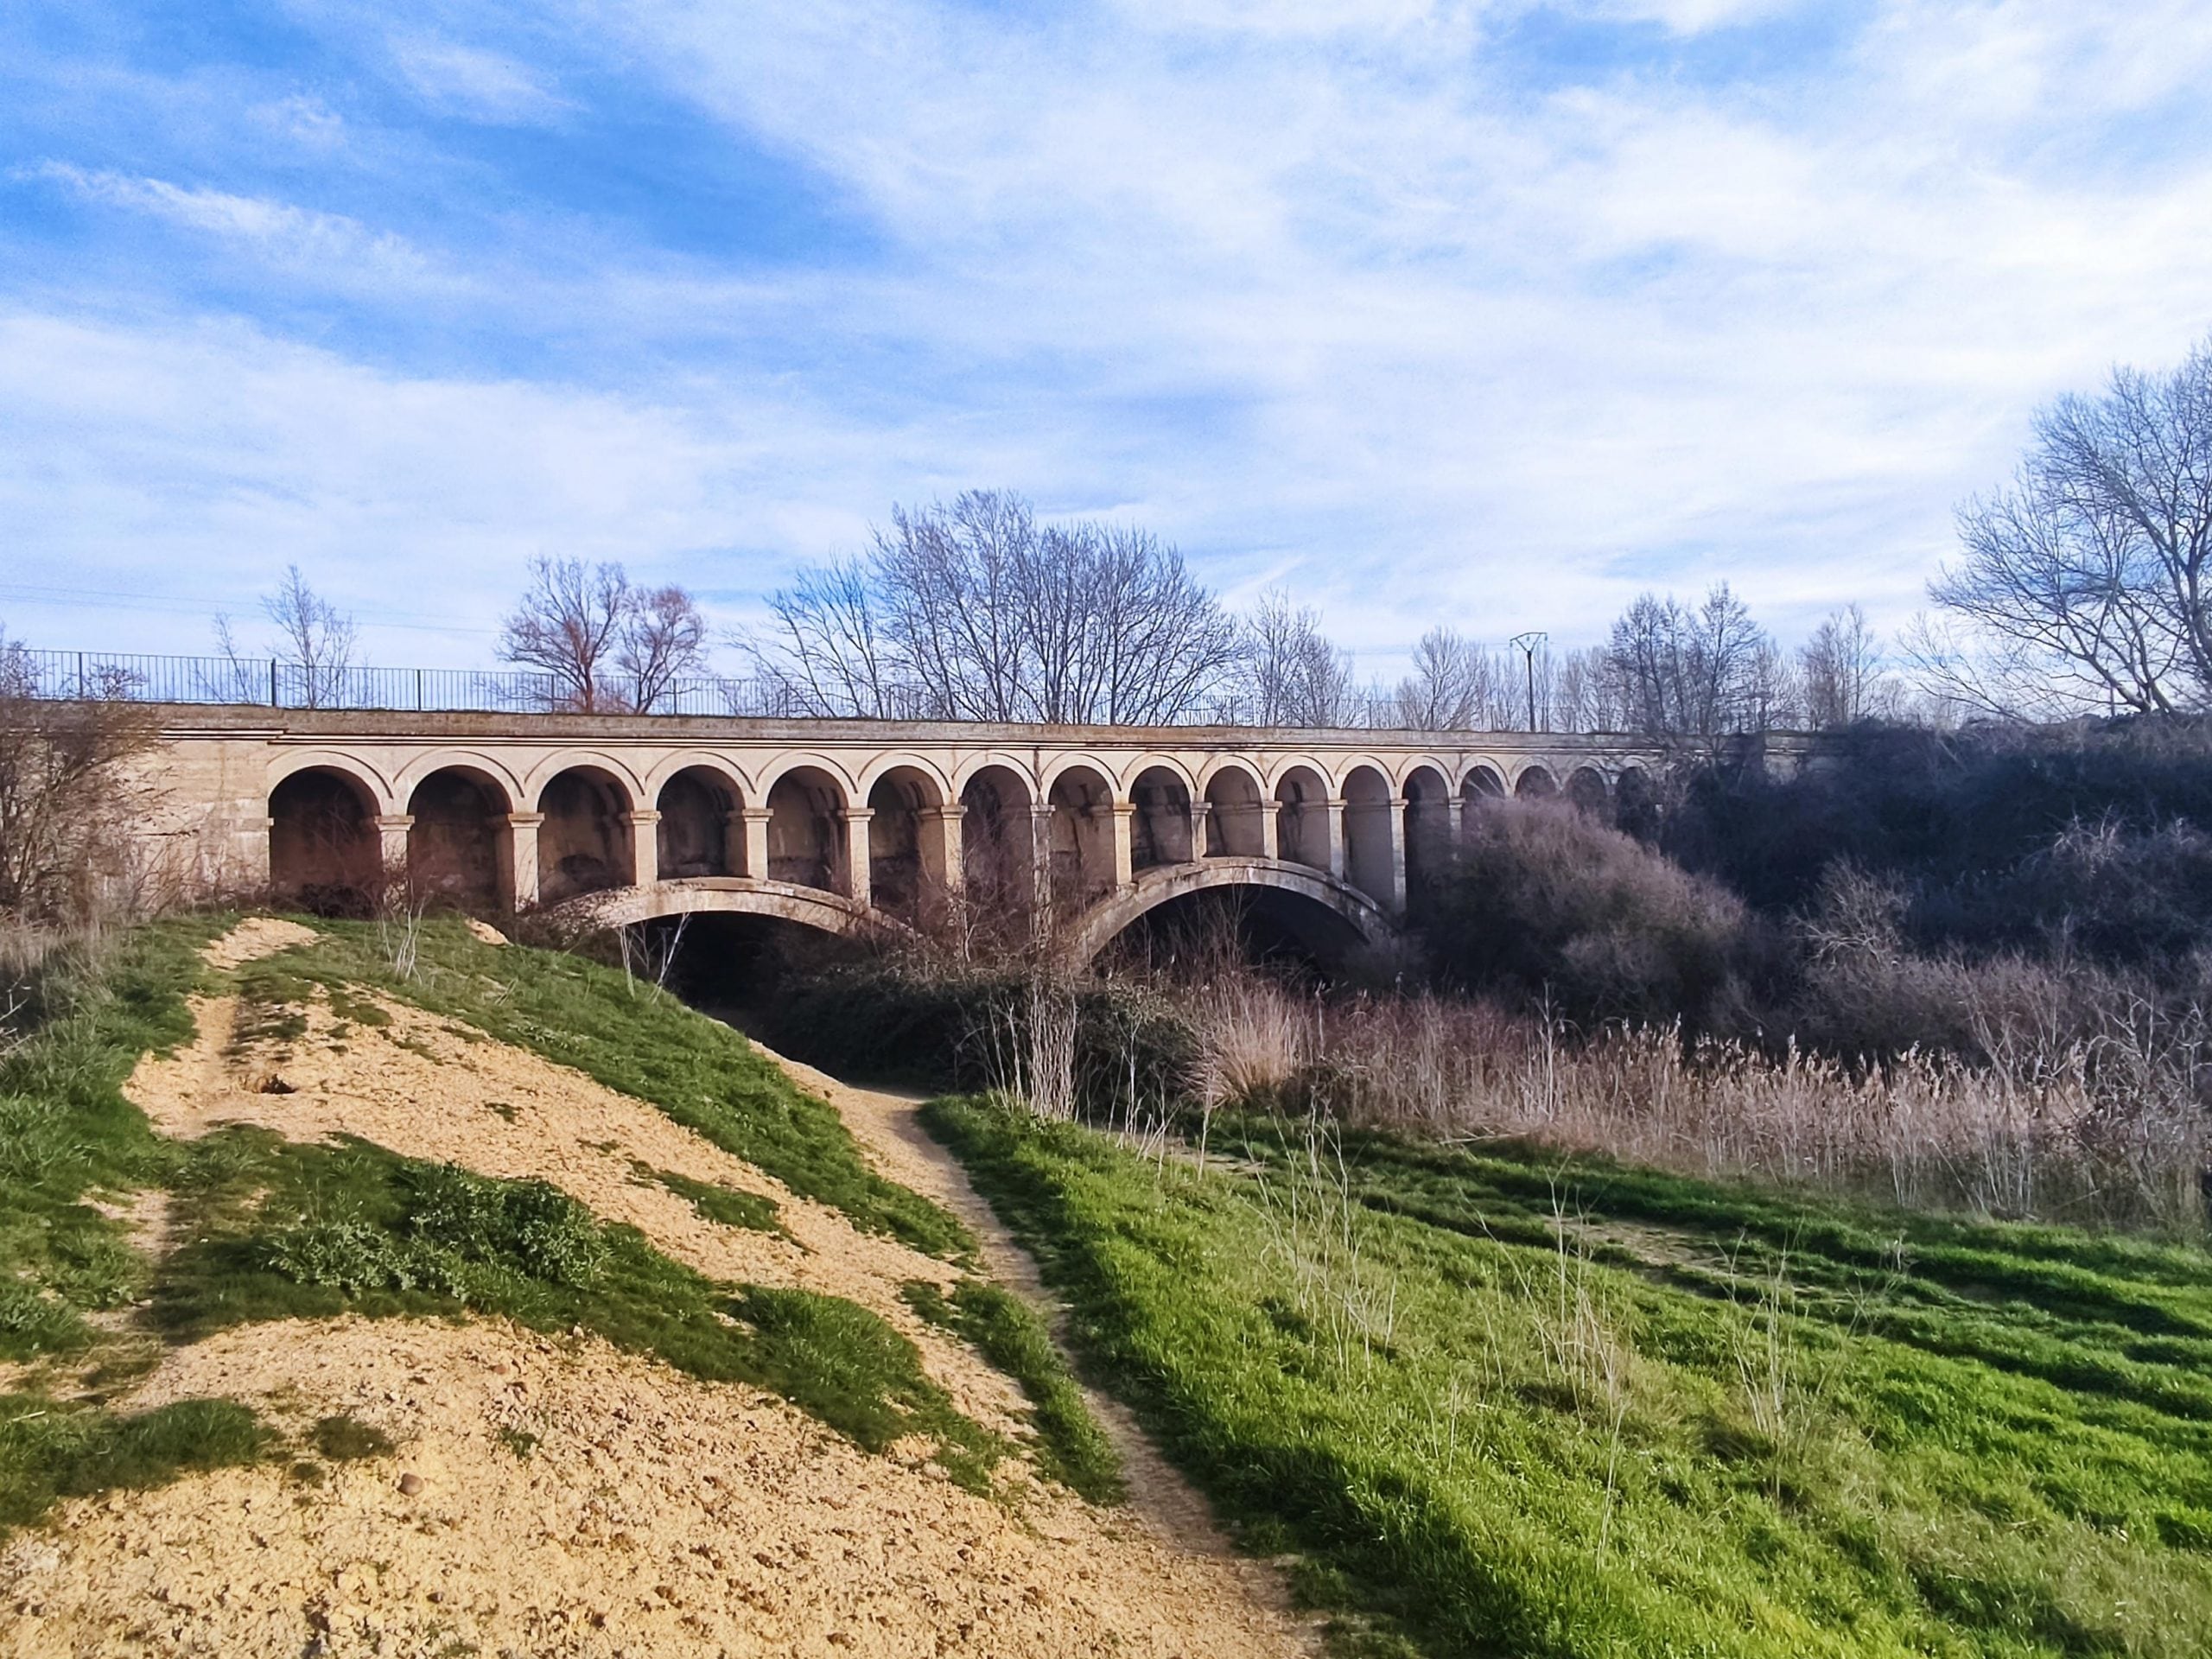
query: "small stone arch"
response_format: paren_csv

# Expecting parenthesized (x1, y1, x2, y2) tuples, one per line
(524, 750, 645, 813)
(1402, 763, 1453, 897)
(269, 751, 397, 816)
(1046, 762, 1118, 908)
(1615, 766, 1660, 838)
(1201, 760, 1268, 858)
(269, 766, 380, 913)
(1566, 765, 1610, 816)
(1273, 763, 1332, 871)
(1340, 763, 1399, 908)
(537, 765, 635, 904)
(855, 752, 955, 805)
(867, 764, 949, 917)
(1514, 763, 1559, 799)
(767, 765, 848, 893)
(1129, 765, 1195, 872)
(959, 763, 1036, 913)
(393, 750, 526, 819)
(406, 765, 512, 913)
(657, 766, 742, 880)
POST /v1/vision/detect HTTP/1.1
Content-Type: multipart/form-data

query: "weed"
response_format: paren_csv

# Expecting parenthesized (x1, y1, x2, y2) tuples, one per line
(901, 1275, 1122, 1503)
(928, 1095, 2212, 1659)
(254, 921, 976, 1261)
(0, 1392, 270, 1535)
(632, 1162, 785, 1235)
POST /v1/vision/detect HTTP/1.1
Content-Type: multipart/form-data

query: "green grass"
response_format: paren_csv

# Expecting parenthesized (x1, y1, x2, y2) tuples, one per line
(925, 1096, 2212, 1659)
(0, 1393, 270, 1535)
(0, 918, 224, 1358)
(632, 1160, 786, 1236)
(152, 1126, 1007, 1489)
(238, 920, 974, 1261)
(902, 1276, 1124, 1503)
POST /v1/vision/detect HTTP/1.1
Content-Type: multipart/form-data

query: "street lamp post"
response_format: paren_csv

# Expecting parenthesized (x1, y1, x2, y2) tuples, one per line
(1510, 631, 1547, 732)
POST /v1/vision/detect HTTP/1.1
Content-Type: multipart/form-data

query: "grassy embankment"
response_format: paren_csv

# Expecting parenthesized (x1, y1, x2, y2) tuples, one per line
(929, 1095, 2212, 1659)
(2, 917, 1114, 1533)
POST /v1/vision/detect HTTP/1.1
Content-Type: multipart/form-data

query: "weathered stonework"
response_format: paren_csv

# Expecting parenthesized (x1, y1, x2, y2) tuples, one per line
(130, 704, 1795, 959)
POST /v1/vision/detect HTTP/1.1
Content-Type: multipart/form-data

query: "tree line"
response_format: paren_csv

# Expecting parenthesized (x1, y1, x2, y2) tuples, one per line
(186, 324, 2212, 735)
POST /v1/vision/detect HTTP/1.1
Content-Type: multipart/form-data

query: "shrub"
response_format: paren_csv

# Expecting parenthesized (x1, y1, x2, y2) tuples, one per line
(1421, 801, 1763, 1027)
(765, 957, 1200, 1122)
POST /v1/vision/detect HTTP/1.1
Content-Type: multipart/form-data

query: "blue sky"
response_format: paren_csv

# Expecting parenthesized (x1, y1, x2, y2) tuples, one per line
(4, 1, 2210, 673)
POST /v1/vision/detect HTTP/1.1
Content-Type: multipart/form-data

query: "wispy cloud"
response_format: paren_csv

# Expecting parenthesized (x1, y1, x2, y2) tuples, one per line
(388, 33, 568, 124)
(27, 162, 436, 286)
(3, 0, 2209, 671)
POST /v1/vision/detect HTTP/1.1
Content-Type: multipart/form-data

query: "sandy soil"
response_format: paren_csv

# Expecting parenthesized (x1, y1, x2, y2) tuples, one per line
(0, 920, 1317, 1657)
(2, 1319, 1307, 1659)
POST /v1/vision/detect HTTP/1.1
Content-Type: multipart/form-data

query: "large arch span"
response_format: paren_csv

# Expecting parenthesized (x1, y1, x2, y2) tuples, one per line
(1054, 858, 1395, 966)
(535, 877, 886, 942)
(531, 861, 1397, 967)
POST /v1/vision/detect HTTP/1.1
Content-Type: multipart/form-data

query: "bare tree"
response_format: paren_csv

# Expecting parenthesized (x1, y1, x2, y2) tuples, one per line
(1931, 332, 2212, 715)
(1393, 626, 1487, 729)
(753, 559, 904, 717)
(212, 565, 359, 709)
(500, 558, 709, 714)
(500, 557, 631, 712)
(1599, 583, 1784, 750)
(1799, 604, 1889, 728)
(750, 491, 1243, 725)
(617, 585, 708, 713)
(0, 631, 156, 921)
(1241, 588, 1354, 726)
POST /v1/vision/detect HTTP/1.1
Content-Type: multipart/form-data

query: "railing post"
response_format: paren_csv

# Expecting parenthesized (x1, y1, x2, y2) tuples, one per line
(269, 658, 278, 709)
(76, 652, 85, 699)
(416, 668, 423, 711)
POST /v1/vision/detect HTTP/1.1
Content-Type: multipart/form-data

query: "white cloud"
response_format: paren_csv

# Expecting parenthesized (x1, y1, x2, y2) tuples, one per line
(30, 163, 436, 286)
(12, 1, 2212, 673)
(389, 34, 567, 123)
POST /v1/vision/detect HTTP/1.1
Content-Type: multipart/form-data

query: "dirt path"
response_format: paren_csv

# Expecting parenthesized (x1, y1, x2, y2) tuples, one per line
(2, 920, 1321, 1658)
(747, 1042, 1323, 1653)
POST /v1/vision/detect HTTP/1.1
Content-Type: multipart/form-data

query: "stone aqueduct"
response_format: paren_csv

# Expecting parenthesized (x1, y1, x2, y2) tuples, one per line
(138, 707, 1752, 963)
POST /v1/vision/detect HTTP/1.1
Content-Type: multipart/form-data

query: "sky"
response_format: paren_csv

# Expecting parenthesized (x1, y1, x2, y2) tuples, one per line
(3, 1, 2210, 677)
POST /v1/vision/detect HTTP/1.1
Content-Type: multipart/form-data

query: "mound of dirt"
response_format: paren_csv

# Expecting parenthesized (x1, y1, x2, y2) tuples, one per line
(6, 924, 1317, 1656)
(3, 1317, 1306, 1658)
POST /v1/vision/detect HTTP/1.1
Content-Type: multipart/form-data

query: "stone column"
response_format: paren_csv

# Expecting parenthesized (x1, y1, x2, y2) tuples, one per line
(740, 807, 773, 881)
(1025, 803, 1058, 929)
(1444, 796, 1465, 846)
(1257, 801, 1280, 861)
(918, 804, 965, 893)
(721, 810, 748, 880)
(621, 809, 661, 887)
(374, 814, 414, 893)
(1382, 796, 1409, 913)
(502, 812, 545, 912)
(1319, 800, 1347, 880)
(1104, 802, 1137, 892)
(1190, 800, 1214, 860)
(837, 808, 874, 905)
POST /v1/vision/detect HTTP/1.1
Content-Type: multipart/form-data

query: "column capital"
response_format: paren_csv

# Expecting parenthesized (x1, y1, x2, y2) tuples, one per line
(505, 811, 546, 828)
(918, 803, 967, 823)
(621, 808, 662, 825)
(836, 807, 875, 825)
(741, 805, 775, 824)
(373, 813, 416, 831)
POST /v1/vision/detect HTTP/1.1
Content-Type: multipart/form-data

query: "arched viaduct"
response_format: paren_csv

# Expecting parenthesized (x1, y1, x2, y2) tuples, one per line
(137, 706, 1786, 965)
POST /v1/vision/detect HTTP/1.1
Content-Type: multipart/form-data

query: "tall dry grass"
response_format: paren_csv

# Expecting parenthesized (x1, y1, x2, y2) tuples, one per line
(1191, 973, 2209, 1235)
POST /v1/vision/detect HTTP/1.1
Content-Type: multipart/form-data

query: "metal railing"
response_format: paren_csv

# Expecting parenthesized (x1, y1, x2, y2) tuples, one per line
(10, 645, 1624, 734)
(13, 649, 843, 719)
